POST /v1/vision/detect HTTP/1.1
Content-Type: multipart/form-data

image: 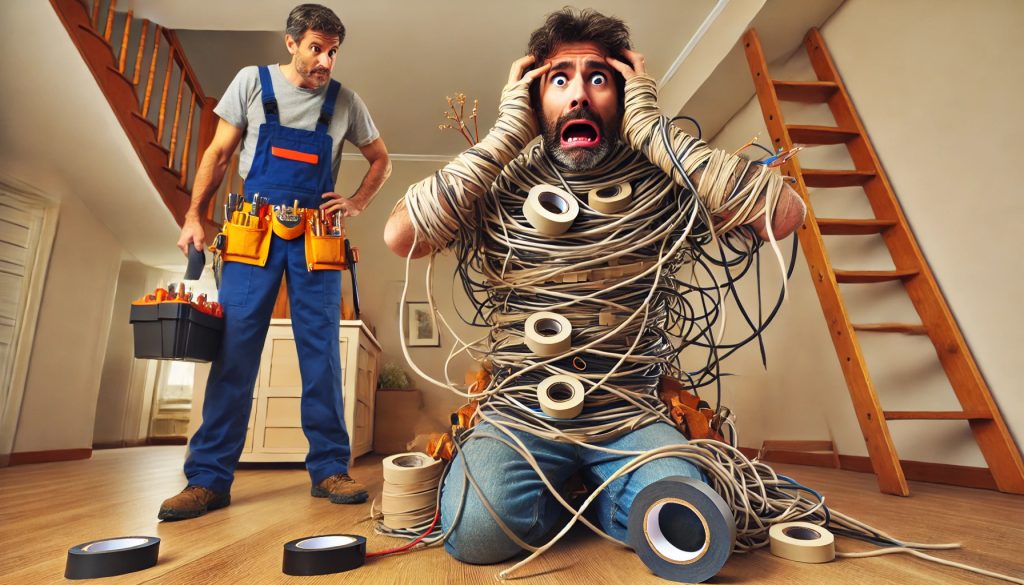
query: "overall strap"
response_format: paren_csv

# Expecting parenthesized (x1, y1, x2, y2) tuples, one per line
(316, 80, 341, 134)
(258, 66, 279, 124)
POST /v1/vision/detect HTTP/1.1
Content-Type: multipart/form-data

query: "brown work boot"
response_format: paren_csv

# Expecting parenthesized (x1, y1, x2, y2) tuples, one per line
(158, 485, 230, 521)
(311, 473, 368, 504)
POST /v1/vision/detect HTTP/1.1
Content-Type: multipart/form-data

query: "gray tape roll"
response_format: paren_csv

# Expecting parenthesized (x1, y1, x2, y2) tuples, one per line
(627, 477, 735, 583)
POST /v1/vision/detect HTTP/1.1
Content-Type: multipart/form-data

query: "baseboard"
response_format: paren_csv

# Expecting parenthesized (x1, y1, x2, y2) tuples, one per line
(739, 446, 997, 491)
(94, 437, 185, 449)
(8, 448, 92, 465)
(147, 436, 187, 446)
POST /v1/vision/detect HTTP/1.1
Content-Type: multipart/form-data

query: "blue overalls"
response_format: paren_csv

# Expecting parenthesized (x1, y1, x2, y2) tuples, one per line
(185, 66, 350, 493)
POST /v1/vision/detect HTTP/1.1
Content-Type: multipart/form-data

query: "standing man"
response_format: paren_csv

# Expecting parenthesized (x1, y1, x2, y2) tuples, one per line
(386, 9, 803, 563)
(164, 3, 391, 520)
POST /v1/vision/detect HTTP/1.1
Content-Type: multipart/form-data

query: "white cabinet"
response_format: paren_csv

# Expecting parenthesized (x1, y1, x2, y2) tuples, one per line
(188, 320, 381, 463)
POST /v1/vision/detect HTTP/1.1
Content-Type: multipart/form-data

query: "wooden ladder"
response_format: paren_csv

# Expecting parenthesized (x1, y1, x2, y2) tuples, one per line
(742, 27, 1024, 496)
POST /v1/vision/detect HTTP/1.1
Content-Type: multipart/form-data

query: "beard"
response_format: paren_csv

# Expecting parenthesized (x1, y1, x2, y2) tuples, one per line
(540, 108, 619, 172)
(294, 56, 331, 89)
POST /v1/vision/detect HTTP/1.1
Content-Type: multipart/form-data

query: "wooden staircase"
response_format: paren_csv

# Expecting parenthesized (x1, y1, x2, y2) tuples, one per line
(50, 0, 241, 236)
(743, 28, 1024, 496)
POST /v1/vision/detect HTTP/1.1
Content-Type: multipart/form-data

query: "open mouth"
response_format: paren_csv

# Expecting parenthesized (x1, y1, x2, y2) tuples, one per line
(560, 119, 601, 149)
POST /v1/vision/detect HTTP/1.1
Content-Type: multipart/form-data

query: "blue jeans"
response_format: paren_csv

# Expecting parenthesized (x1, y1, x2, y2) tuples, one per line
(439, 420, 704, 564)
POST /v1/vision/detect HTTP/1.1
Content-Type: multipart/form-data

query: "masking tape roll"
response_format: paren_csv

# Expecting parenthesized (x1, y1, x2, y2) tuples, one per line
(282, 534, 366, 576)
(381, 476, 441, 496)
(382, 489, 438, 515)
(768, 522, 835, 563)
(525, 312, 572, 356)
(588, 183, 633, 213)
(382, 509, 437, 530)
(537, 375, 585, 419)
(65, 536, 160, 579)
(382, 452, 443, 484)
(524, 184, 579, 236)
(627, 477, 735, 583)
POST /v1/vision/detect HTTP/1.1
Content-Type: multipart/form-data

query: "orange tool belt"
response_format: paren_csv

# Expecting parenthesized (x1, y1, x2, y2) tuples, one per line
(210, 202, 351, 271)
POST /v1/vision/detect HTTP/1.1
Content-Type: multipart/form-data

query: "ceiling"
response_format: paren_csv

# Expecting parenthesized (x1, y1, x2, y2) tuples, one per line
(168, 0, 719, 157)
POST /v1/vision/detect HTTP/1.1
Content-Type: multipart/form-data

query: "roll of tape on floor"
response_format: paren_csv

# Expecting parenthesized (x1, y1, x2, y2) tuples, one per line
(382, 489, 438, 515)
(282, 534, 366, 576)
(524, 184, 579, 236)
(768, 522, 835, 563)
(382, 452, 443, 484)
(65, 536, 160, 579)
(588, 183, 632, 213)
(627, 477, 735, 583)
(382, 476, 441, 496)
(537, 375, 585, 419)
(525, 312, 572, 356)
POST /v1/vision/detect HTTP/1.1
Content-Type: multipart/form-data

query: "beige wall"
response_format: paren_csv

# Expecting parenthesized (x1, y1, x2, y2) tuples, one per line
(93, 261, 176, 446)
(10, 180, 122, 454)
(704, 0, 1023, 465)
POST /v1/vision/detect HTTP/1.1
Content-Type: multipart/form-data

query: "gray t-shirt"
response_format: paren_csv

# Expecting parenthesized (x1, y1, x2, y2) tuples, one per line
(214, 64, 379, 182)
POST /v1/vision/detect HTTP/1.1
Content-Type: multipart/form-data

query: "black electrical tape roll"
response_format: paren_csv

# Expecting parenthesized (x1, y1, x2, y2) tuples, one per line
(627, 477, 735, 583)
(65, 536, 160, 579)
(282, 534, 366, 576)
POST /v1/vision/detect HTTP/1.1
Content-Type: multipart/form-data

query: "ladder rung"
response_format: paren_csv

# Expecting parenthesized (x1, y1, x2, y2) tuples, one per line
(884, 411, 993, 421)
(773, 80, 839, 102)
(787, 125, 858, 145)
(817, 218, 898, 235)
(801, 169, 876, 187)
(852, 323, 927, 335)
(834, 269, 918, 283)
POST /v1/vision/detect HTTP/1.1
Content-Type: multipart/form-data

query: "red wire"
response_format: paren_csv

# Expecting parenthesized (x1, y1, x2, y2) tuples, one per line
(365, 508, 441, 558)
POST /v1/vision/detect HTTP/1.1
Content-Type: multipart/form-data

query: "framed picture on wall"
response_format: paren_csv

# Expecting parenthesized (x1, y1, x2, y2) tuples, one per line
(406, 302, 440, 347)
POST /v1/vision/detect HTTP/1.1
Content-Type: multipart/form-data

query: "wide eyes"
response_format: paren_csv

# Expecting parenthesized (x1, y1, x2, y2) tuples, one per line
(550, 72, 609, 86)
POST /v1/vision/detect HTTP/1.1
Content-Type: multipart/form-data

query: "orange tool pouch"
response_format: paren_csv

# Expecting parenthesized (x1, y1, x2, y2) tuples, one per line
(271, 207, 307, 240)
(658, 376, 725, 442)
(304, 219, 348, 272)
(216, 203, 272, 267)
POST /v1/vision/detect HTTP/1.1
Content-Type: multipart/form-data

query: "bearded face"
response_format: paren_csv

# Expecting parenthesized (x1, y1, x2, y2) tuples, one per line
(541, 107, 619, 171)
(536, 42, 622, 171)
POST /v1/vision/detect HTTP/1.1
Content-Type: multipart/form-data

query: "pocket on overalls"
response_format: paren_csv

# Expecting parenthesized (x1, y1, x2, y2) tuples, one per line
(222, 218, 271, 267)
(266, 134, 324, 192)
(304, 233, 346, 271)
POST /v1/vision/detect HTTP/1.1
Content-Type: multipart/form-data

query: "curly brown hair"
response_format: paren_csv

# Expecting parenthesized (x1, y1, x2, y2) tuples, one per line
(525, 8, 632, 111)
(286, 4, 346, 45)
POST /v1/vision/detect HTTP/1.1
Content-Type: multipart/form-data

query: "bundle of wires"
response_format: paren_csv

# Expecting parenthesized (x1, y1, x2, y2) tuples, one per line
(382, 77, 1022, 583)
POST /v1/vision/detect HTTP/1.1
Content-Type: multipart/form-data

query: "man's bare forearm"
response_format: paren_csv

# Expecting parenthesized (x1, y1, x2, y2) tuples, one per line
(185, 146, 233, 222)
(350, 156, 392, 210)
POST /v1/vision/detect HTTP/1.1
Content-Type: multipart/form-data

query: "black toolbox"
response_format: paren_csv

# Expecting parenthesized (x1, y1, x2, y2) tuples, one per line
(130, 302, 223, 362)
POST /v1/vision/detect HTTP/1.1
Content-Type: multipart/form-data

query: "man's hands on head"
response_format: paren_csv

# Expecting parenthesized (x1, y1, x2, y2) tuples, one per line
(508, 55, 551, 88)
(604, 48, 647, 80)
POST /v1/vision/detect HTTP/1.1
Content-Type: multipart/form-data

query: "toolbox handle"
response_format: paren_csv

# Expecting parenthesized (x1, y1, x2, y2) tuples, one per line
(185, 247, 205, 281)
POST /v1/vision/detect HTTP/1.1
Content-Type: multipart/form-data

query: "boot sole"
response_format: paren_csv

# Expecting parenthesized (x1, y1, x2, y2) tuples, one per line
(158, 493, 231, 521)
(310, 486, 369, 504)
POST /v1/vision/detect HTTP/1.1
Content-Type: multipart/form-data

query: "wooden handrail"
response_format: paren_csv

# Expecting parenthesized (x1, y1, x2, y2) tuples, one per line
(68, 0, 228, 229)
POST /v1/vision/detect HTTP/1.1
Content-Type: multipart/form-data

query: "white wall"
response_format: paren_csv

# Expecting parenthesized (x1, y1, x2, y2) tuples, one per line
(704, 0, 1023, 465)
(9, 177, 123, 454)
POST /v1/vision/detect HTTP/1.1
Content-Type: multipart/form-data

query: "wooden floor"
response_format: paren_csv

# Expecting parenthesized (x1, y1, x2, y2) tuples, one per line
(1, 447, 1021, 584)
